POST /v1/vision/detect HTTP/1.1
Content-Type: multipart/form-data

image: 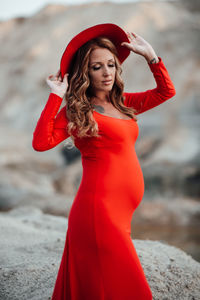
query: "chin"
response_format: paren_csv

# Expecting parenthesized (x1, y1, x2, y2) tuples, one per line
(104, 85, 113, 91)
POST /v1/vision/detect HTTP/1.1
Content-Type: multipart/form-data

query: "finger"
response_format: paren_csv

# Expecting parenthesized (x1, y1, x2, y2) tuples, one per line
(63, 73, 69, 84)
(131, 32, 137, 38)
(55, 69, 60, 77)
(47, 75, 54, 81)
(121, 42, 133, 50)
(126, 32, 133, 42)
(55, 70, 61, 81)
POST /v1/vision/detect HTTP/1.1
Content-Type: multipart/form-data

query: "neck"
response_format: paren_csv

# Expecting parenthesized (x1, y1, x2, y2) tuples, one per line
(91, 93, 110, 106)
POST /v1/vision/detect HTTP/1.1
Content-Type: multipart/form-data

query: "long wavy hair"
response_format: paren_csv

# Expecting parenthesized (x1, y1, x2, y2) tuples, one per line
(63, 36, 138, 147)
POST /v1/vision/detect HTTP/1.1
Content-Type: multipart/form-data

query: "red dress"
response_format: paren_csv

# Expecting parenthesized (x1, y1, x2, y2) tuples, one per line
(32, 57, 176, 300)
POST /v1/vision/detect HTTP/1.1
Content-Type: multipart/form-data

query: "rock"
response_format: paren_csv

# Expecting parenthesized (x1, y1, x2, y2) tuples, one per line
(136, 197, 200, 226)
(137, 239, 200, 300)
(132, 197, 200, 264)
(0, 206, 67, 300)
(0, 206, 199, 300)
(0, 163, 74, 215)
(0, 127, 80, 213)
(141, 158, 200, 199)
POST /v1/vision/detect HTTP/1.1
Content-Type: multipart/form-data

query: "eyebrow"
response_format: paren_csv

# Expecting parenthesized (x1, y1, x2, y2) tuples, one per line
(90, 59, 115, 66)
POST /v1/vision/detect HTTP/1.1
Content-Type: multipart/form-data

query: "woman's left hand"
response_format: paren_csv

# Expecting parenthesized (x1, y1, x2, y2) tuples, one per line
(121, 31, 158, 61)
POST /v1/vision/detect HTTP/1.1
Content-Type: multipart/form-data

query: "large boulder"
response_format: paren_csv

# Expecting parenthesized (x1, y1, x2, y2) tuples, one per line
(0, 206, 199, 300)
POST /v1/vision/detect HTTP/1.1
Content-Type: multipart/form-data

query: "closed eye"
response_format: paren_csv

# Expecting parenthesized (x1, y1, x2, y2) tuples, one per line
(92, 64, 115, 71)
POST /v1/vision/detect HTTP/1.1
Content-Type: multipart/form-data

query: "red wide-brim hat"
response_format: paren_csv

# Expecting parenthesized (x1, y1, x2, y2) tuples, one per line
(60, 23, 130, 78)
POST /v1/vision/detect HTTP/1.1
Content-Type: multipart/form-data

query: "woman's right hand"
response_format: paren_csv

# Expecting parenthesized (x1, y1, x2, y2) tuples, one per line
(46, 69, 69, 98)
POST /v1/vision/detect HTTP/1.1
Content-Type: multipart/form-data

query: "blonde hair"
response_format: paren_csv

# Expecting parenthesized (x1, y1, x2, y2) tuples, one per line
(63, 36, 137, 147)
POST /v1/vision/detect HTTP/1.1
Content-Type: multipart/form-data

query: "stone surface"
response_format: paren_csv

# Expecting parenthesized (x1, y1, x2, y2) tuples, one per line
(0, 206, 199, 300)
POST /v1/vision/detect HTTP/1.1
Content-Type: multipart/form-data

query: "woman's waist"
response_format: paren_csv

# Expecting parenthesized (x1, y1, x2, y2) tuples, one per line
(81, 154, 142, 174)
(79, 160, 144, 193)
(81, 149, 140, 164)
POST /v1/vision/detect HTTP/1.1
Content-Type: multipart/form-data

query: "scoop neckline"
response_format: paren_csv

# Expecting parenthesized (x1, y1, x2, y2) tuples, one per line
(93, 110, 134, 121)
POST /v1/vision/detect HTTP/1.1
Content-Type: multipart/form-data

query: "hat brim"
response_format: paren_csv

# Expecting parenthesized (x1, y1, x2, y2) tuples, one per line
(60, 23, 130, 78)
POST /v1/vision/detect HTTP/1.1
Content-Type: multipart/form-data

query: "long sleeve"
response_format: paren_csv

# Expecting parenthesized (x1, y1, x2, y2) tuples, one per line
(32, 93, 70, 152)
(123, 56, 176, 115)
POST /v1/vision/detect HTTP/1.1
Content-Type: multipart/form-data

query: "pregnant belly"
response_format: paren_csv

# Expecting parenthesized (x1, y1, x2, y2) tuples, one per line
(98, 151, 144, 201)
(78, 152, 145, 231)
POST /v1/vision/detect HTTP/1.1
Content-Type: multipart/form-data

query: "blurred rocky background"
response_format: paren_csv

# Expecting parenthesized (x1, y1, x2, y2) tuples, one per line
(0, 0, 200, 298)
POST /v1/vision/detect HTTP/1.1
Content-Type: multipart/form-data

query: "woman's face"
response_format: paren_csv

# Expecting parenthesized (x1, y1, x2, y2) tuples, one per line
(88, 47, 116, 94)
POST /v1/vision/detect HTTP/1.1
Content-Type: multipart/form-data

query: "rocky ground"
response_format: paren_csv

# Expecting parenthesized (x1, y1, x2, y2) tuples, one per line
(0, 206, 199, 300)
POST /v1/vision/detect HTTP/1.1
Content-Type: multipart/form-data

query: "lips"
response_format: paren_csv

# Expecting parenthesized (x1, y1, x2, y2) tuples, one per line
(102, 80, 112, 84)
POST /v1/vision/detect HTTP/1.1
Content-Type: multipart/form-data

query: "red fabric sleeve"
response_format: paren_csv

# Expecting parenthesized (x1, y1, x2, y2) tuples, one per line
(123, 56, 176, 115)
(32, 93, 70, 152)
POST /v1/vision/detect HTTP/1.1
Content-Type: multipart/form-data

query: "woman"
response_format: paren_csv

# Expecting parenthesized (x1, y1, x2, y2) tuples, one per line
(32, 23, 176, 300)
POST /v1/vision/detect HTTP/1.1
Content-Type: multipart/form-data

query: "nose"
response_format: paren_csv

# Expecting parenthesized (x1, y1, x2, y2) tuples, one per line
(103, 65, 111, 76)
